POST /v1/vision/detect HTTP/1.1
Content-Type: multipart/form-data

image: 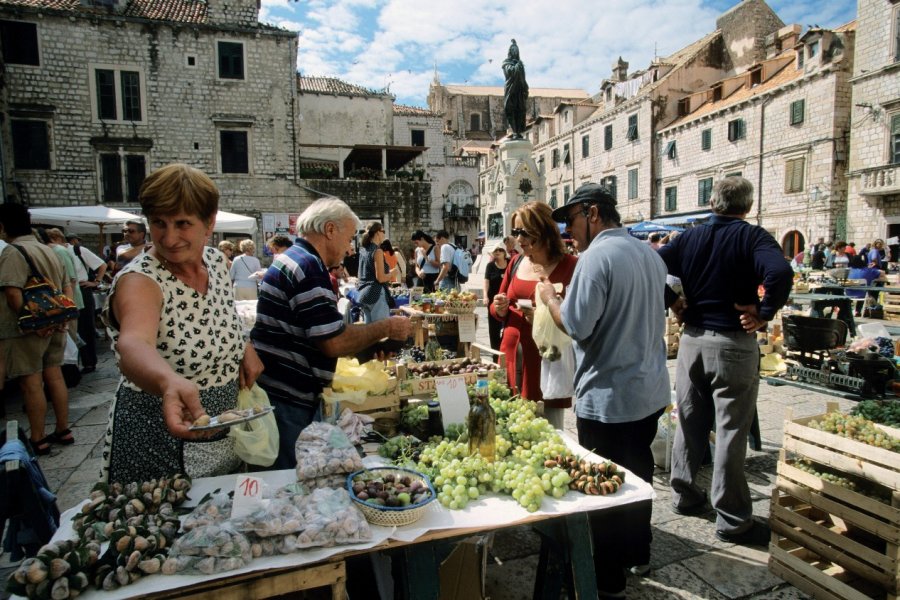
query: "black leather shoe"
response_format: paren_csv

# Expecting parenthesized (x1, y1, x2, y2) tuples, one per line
(716, 521, 771, 546)
(672, 493, 709, 516)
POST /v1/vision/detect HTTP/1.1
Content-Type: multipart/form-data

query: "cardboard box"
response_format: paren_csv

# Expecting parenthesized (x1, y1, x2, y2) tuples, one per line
(439, 535, 491, 600)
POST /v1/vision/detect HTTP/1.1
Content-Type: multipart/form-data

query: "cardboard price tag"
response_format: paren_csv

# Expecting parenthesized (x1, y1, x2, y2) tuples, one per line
(457, 314, 476, 342)
(434, 376, 469, 427)
(231, 475, 267, 519)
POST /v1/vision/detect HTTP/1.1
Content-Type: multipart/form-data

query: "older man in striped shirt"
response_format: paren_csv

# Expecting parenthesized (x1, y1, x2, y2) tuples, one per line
(251, 198, 411, 469)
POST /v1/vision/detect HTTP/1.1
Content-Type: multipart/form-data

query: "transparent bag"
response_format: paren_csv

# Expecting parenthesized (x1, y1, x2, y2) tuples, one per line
(228, 385, 279, 467)
(532, 285, 573, 362)
(540, 344, 575, 400)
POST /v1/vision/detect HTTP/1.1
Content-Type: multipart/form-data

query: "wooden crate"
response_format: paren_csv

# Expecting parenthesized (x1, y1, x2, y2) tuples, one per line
(769, 489, 898, 599)
(773, 403, 900, 598)
(322, 388, 401, 419)
(783, 403, 900, 492)
(396, 344, 507, 398)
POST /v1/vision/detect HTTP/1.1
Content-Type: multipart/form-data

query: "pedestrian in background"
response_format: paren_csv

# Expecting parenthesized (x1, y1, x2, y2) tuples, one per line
(230, 239, 260, 301)
(357, 222, 392, 323)
(537, 183, 671, 596)
(66, 233, 107, 374)
(217, 240, 235, 271)
(658, 176, 793, 546)
(482, 242, 508, 352)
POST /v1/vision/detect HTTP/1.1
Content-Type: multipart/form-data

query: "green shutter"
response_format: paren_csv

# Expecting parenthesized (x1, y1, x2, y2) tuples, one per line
(628, 169, 638, 200)
(701, 129, 711, 151)
(790, 100, 805, 125)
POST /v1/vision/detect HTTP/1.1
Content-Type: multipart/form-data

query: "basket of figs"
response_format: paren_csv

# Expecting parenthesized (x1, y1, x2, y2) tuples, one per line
(346, 467, 435, 527)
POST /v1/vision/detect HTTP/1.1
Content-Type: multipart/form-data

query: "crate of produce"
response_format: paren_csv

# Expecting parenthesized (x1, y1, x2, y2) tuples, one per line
(322, 388, 401, 420)
(769, 487, 899, 600)
(782, 402, 900, 492)
(395, 345, 506, 397)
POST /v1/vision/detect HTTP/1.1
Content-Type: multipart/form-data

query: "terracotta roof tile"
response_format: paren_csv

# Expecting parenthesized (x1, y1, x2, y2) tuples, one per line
(297, 75, 389, 98)
(0, 0, 208, 24)
(393, 103, 439, 117)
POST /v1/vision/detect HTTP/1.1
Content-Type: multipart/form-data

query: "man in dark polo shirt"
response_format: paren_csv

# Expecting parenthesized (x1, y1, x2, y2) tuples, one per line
(251, 198, 411, 469)
(657, 176, 793, 546)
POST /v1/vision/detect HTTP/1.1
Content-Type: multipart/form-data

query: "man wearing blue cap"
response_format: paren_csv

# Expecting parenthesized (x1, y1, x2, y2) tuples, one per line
(537, 182, 671, 598)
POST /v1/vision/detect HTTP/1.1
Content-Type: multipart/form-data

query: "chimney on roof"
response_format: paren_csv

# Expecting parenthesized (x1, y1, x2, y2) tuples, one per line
(766, 24, 801, 58)
(612, 57, 629, 82)
(207, 0, 261, 27)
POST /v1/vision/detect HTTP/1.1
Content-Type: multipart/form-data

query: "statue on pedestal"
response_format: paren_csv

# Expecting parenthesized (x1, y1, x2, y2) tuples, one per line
(503, 39, 529, 139)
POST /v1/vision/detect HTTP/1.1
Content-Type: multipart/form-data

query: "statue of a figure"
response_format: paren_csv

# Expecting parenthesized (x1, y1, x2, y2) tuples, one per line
(503, 39, 529, 139)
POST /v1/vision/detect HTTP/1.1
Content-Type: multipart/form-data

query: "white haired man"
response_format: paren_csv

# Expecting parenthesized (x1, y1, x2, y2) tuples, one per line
(250, 198, 411, 469)
(657, 176, 793, 545)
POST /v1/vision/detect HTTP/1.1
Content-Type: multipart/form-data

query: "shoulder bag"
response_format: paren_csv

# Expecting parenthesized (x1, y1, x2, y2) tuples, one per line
(11, 244, 79, 333)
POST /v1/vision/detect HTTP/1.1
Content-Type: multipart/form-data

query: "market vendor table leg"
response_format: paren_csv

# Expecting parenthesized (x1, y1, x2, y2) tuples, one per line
(533, 511, 598, 600)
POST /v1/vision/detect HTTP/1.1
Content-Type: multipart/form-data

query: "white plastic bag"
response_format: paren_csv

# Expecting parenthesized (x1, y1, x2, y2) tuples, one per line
(532, 284, 572, 362)
(63, 333, 79, 365)
(540, 344, 575, 399)
(228, 385, 279, 467)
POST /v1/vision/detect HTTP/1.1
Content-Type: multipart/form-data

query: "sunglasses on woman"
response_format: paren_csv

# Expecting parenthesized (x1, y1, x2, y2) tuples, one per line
(510, 228, 533, 239)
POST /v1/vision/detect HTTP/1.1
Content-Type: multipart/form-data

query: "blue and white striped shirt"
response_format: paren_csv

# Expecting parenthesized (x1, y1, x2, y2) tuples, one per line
(251, 238, 345, 409)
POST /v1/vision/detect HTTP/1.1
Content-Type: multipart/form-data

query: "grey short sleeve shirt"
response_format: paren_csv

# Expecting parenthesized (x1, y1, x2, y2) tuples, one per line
(560, 228, 671, 423)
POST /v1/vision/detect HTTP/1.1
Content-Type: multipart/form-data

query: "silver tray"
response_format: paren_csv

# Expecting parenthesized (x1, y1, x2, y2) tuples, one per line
(189, 406, 274, 431)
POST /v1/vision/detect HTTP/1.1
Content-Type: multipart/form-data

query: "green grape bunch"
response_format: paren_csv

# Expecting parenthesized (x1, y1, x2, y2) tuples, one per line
(808, 412, 900, 452)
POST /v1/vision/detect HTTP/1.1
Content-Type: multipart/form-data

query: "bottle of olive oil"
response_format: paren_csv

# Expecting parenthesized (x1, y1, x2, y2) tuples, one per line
(467, 370, 496, 461)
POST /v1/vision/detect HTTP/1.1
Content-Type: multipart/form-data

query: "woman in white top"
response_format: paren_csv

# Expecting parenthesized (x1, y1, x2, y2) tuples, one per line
(831, 241, 850, 268)
(229, 239, 261, 300)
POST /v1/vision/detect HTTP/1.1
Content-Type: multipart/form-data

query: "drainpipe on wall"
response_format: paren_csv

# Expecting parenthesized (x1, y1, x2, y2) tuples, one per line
(756, 98, 770, 226)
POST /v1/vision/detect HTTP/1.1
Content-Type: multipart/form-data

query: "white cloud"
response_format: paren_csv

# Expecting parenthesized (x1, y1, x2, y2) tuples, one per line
(280, 0, 855, 105)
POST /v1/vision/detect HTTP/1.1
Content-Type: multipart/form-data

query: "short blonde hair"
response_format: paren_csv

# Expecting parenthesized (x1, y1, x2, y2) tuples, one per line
(238, 239, 255, 253)
(139, 163, 219, 223)
(218, 240, 235, 254)
(46, 228, 67, 243)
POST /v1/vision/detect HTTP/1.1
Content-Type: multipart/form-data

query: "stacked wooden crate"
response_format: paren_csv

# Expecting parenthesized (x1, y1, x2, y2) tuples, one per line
(395, 344, 506, 398)
(769, 402, 900, 600)
(883, 290, 900, 321)
(322, 377, 401, 421)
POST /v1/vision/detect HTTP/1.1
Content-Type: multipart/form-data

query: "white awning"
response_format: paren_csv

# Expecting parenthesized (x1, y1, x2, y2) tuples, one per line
(652, 212, 711, 226)
(29, 206, 138, 233)
(214, 210, 256, 234)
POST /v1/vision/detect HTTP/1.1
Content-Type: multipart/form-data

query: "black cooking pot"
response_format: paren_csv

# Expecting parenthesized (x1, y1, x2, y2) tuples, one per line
(845, 349, 896, 397)
(783, 315, 848, 352)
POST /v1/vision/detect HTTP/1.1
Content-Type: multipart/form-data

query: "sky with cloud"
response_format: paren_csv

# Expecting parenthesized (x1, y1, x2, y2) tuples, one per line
(260, 0, 857, 107)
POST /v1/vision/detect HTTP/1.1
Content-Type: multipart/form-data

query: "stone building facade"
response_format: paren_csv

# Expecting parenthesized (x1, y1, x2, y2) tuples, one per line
(0, 0, 302, 221)
(656, 22, 855, 254)
(845, 0, 900, 245)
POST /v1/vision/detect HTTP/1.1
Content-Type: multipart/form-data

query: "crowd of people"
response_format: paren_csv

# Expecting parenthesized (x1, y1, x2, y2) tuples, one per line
(5, 161, 890, 597)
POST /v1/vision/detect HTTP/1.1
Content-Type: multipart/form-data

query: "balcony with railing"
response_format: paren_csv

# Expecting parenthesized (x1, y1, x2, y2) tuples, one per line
(858, 164, 899, 196)
(445, 155, 479, 168)
(442, 204, 480, 221)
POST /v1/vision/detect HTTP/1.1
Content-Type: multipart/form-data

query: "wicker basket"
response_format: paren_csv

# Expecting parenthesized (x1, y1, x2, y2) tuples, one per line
(346, 467, 435, 527)
(443, 299, 476, 314)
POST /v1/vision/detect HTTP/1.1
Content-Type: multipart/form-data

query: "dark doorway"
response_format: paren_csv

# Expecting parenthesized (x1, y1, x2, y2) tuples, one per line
(782, 230, 804, 259)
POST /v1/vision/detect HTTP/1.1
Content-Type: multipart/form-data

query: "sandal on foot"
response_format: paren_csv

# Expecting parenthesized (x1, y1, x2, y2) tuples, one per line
(48, 428, 75, 446)
(31, 437, 52, 456)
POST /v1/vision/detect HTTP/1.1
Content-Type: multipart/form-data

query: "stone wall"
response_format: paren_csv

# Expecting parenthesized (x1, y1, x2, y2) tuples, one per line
(298, 93, 393, 150)
(715, 0, 785, 72)
(306, 179, 432, 259)
(1, 5, 300, 218)
(845, 0, 900, 244)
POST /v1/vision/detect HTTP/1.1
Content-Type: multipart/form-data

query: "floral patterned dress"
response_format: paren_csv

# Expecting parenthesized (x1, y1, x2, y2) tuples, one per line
(101, 247, 244, 484)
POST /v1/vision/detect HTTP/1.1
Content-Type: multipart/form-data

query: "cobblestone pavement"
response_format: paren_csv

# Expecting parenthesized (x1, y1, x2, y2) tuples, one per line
(0, 309, 844, 599)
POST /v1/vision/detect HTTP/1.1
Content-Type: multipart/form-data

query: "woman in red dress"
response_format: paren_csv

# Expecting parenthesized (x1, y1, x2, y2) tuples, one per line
(489, 202, 577, 421)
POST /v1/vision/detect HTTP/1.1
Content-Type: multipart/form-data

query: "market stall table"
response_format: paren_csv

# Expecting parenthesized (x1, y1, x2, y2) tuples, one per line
(398, 305, 477, 353)
(29, 433, 654, 600)
(789, 293, 856, 336)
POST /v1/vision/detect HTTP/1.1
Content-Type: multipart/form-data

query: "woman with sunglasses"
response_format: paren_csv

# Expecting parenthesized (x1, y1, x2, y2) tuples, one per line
(489, 202, 577, 426)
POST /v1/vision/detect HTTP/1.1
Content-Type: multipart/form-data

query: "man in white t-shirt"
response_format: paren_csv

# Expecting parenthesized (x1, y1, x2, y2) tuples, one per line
(66, 233, 108, 373)
(433, 230, 460, 291)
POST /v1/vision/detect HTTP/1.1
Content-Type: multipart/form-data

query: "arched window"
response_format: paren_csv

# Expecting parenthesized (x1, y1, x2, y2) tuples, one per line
(782, 230, 805, 258)
(447, 180, 474, 206)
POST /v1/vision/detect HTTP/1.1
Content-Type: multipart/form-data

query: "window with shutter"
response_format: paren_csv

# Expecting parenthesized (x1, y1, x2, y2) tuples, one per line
(790, 100, 805, 126)
(220, 130, 249, 173)
(895, 6, 900, 62)
(549, 188, 558, 209)
(564, 186, 570, 202)
(784, 157, 805, 193)
(664, 140, 677, 160)
(217, 41, 244, 79)
(665, 186, 677, 211)
(698, 177, 713, 206)
(551, 149, 559, 168)
(701, 129, 711, 151)
(601, 176, 617, 200)
(582, 135, 590, 158)
(728, 119, 745, 141)
(100, 154, 123, 202)
(627, 114, 638, 141)
(11, 120, 50, 170)
(628, 168, 638, 200)
(604, 124, 613, 150)
(563, 143, 570, 165)
(891, 114, 900, 165)
(0, 20, 39, 65)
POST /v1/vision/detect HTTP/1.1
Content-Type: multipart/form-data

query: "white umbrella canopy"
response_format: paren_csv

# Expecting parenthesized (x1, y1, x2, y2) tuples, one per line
(214, 210, 256, 234)
(29, 206, 138, 234)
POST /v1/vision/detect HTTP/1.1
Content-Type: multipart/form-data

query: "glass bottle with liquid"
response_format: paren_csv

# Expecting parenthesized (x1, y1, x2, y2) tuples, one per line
(467, 370, 496, 461)
(426, 401, 444, 438)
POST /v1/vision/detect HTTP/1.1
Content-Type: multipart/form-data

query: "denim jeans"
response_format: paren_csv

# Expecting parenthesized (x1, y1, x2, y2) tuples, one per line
(670, 325, 759, 535)
(363, 295, 390, 323)
(269, 400, 320, 470)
